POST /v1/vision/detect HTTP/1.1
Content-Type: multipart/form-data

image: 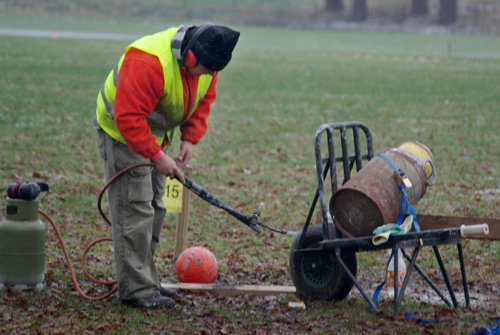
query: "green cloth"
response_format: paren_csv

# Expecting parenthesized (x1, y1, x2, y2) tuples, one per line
(372, 215, 413, 245)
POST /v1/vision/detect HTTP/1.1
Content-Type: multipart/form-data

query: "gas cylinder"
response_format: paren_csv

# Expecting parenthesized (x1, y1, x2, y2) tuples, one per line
(0, 197, 45, 291)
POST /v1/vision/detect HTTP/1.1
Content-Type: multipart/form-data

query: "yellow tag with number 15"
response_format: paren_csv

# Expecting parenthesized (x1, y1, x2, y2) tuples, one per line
(163, 178, 183, 213)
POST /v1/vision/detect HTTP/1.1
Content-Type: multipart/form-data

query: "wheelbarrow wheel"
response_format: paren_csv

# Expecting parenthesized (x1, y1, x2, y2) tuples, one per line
(289, 224, 357, 301)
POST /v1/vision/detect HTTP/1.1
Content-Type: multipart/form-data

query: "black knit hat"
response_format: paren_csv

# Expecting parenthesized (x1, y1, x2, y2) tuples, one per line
(189, 24, 240, 71)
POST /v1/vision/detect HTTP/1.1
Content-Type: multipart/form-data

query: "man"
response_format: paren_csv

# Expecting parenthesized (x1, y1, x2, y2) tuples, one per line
(94, 23, 240, 308)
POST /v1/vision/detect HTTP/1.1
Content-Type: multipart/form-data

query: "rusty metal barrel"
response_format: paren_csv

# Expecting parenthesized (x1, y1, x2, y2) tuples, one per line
(330, 146, 432, 237)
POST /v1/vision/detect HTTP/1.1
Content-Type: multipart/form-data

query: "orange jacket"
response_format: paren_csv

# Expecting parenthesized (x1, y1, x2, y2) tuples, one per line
(114, 48, 218, 158)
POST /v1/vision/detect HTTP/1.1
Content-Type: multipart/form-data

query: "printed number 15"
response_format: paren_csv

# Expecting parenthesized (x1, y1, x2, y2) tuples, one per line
(166, 184, 180, 198)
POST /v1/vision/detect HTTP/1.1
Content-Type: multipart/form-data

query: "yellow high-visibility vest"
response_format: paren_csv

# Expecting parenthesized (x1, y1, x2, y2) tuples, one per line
(95, 27, 213, 147)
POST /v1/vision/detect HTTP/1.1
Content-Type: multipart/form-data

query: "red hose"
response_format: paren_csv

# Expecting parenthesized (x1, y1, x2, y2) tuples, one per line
(39, 210, 116, 301)
(39, 163, 155, 301)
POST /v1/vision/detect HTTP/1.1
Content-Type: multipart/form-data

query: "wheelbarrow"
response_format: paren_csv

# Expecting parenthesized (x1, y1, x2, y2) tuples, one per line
(288, 121, 492, 314)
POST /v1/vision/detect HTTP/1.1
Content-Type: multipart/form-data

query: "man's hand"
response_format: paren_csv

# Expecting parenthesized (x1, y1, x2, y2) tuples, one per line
(175, 141, 193, 167)
(153, 153, 185, 183)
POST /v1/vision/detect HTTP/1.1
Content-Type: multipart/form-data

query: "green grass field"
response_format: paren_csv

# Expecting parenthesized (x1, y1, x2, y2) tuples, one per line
(0, 10, 499, 335)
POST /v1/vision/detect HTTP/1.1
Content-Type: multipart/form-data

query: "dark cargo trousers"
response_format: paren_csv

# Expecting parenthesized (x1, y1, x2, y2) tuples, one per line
(96, 127, 167, 301)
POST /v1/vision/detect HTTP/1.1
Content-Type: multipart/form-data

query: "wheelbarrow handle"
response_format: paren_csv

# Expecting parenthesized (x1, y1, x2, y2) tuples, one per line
(181, 177, 263, 234)
(460, 224, 489, 237)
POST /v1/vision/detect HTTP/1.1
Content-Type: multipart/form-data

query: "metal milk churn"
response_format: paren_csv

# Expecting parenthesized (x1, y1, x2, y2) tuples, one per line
(0, 182, 48, 291)
(330, 142, 436, 237)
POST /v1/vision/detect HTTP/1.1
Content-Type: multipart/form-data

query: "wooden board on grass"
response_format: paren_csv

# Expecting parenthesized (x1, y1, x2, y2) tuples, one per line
(161, 283, 296, 296)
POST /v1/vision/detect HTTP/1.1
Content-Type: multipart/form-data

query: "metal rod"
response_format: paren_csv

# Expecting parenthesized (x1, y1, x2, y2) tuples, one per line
(395, 247, 420, 313)
(340, 127, 351, 184)
(353, 126, 363, 171)
(182, 177, 262, 233)
(320, 227, 465, 250)
(323, 128, 335, 240)
(325, 128, 344, 239)
(298, 163, 330, 248)
(314, 127, 331, 242)
(457, 243, 470, 307)
(432, 246, 458, 308)
(335, 248, 378, 313)
(326, 127, 338, 194)
(393, 247, 399, 315)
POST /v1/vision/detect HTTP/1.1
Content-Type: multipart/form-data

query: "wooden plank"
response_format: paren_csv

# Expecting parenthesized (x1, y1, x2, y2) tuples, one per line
(417, 214, 500, 240)
(174, 166, 192, 258)
(161, 283, 296, 296)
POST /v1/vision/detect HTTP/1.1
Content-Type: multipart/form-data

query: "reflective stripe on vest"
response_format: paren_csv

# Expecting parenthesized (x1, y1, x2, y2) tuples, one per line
(98, 63, 119, 119)
(95, 27, 213, 147)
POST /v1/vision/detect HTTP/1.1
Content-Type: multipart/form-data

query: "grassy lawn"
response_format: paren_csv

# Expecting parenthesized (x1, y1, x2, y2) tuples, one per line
(0, 10, 499, 335)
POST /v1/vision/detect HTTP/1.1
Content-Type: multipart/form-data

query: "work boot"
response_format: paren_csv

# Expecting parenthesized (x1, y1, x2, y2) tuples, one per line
(160, 286, 178, 299)
(123, 293, 175, 309)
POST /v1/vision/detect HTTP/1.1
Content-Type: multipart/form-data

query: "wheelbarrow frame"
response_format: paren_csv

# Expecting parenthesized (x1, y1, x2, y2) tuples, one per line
(292, 121, 471, 314)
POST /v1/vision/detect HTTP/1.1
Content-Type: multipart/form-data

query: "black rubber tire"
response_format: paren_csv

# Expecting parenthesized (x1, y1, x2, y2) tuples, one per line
(289, 224, 357, 301)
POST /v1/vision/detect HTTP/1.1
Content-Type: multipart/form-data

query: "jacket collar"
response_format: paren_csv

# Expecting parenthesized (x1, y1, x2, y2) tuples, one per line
(171, 26, 189, 64)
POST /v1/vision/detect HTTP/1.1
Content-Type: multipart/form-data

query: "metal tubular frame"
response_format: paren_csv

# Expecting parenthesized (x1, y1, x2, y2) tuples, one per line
(295, 121, 470, 314)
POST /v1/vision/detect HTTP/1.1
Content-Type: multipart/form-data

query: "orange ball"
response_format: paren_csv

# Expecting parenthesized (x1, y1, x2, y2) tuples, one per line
(175, 246, 218, 283)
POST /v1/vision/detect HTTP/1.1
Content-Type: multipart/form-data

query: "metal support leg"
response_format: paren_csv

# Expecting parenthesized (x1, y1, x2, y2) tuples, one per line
(335, 249, 378, 312)
(402, 249, 453, 307)
(395, 247, 419, 314)
(432, 246, 458, 308)
(457, 243, 470, 307)
(393, 247, 399, 315)
(299, 164, 330, 248)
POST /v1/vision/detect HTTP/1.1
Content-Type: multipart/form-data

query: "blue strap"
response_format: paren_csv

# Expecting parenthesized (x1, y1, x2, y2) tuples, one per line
(371, 153, 422, 306)
(405, 314, 500, 333)
(407, 196, 421, 232)
(375, 153, 421, 232)
(474, 326, 500, 335)
(472, 318, 500, 335)
(397, 183, 408, 225)
(399, 183, 421, 232)
(375, 153, 403, 174)
(371, 250, 394, 305)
